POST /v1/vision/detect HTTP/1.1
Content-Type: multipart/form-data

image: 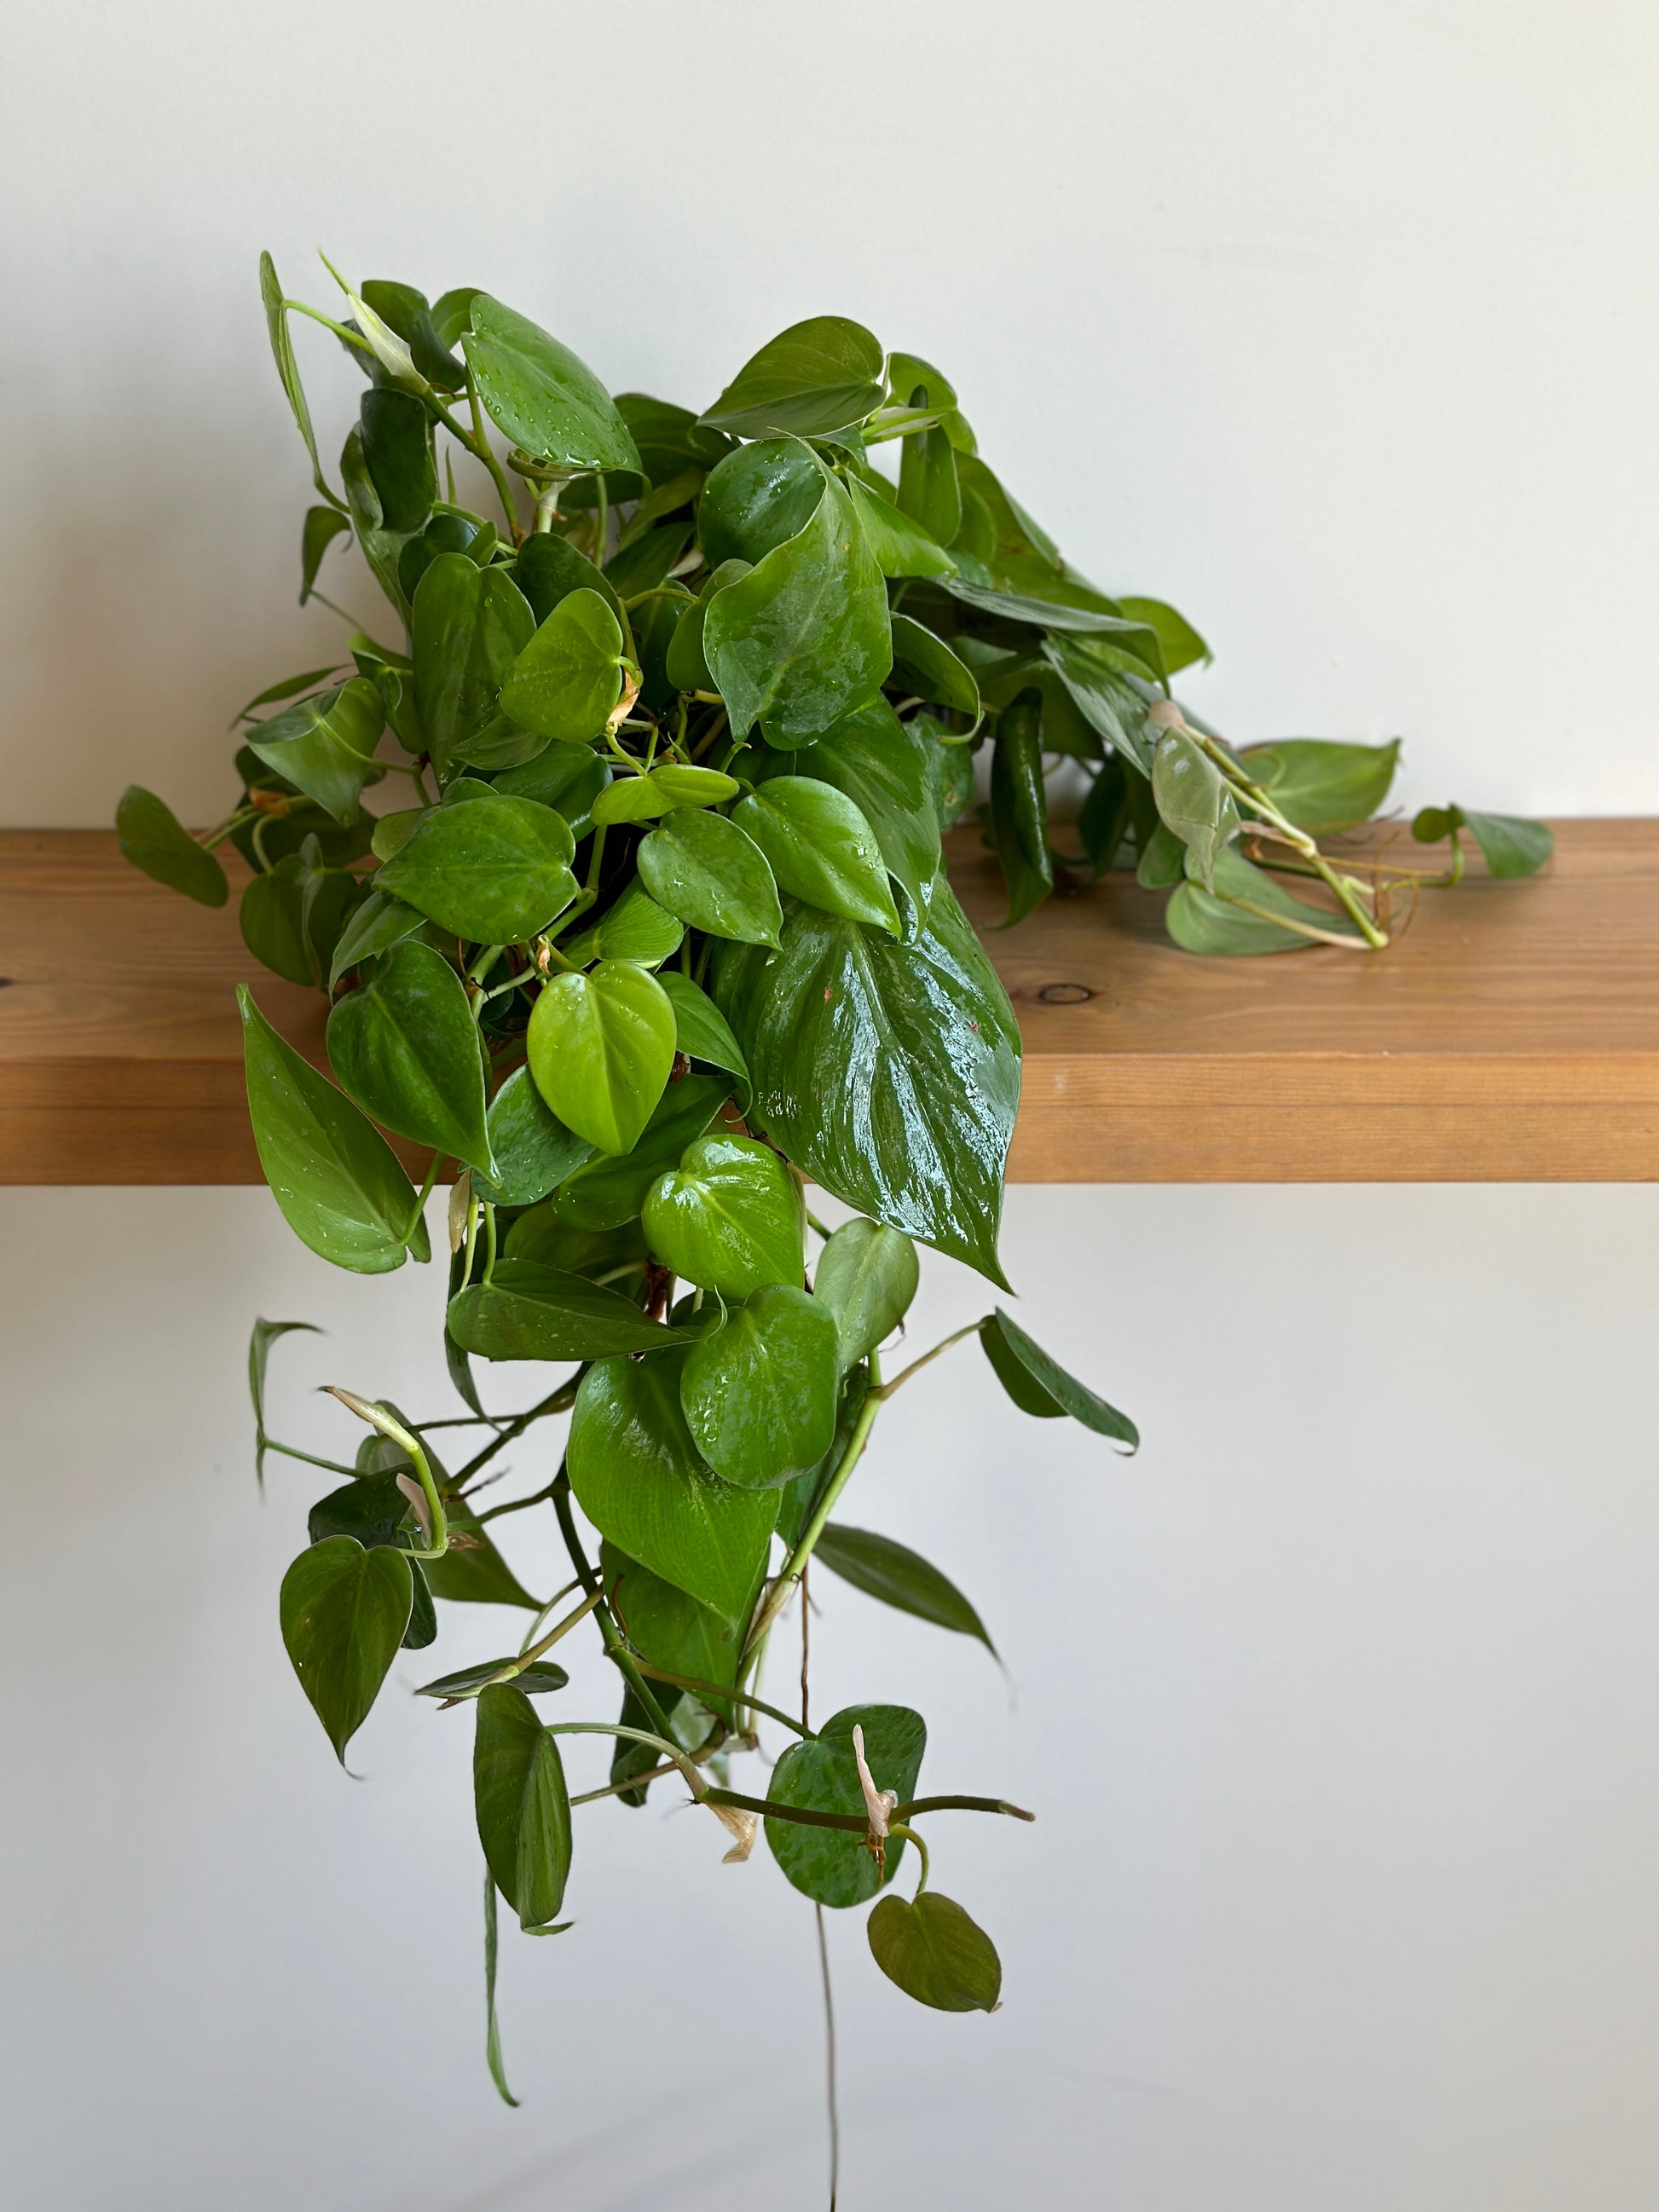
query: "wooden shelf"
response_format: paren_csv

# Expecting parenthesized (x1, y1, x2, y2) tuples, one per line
(1, 823, 1655, 1186)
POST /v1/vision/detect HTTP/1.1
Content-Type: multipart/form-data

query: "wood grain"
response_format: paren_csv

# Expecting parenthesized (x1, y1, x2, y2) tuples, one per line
(2, 823, 1654, 1185)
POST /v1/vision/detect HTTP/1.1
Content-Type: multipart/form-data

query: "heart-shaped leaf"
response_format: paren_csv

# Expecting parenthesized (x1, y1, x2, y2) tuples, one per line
(464, 296, 642, 475)
(1150, 727, 1239, 892)
(115, 786, 228, 907)
(812, 1217, 919, 1370)
(240, 850, 366, 989)
(245, 678, 385, 826)
(980, 1309, 1138, 1447)
(327, 889, 426, 989)
(791, 702, 942, 926)
(375, 792, 577, 944)
(679, 1284, 841, 1488)
(500, 587, 627, 746)
(528, 959, 675, 1155)
(474, 1684, 572, 1929)
(493, 736, 612, 837)
(700, 316, 885, 439)
(448, 1258, 690, 1363)
(765, 1705, 926, 1907)
(731, 777, 899, 934)
(697, 438, 824, 566)
(280, 1535, 413, 1760)
(1234, 738, 1400, 834)
(360, 388, 436, 532)
(512, 530, 621, 624)
(867, 1891, 1002, 2012)
(637, 808, 783, 946)
(567, 1352, 778, 1614)
(327, 940, 493, 1172)
(561, 881, 683, 968)
(411, 553, 535, 771)
(642, 1134, 804, 1297)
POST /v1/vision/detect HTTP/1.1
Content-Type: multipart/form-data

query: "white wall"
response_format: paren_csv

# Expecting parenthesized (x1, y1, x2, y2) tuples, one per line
(3, 4, 1656, 2206)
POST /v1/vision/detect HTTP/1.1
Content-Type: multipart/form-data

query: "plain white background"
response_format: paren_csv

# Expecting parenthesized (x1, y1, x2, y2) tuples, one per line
(3, 3, 1656, 2206)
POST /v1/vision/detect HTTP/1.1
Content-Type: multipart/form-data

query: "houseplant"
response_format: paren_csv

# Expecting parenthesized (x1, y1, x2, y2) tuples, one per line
(115, 258, 1547, 2151)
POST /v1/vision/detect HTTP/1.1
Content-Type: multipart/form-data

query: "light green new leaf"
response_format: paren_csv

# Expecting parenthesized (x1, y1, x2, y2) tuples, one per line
(411, 554, 535, 771)
(474, 1684, 572, 1929)
(867, 1891, 1002, 2013)
(642, 1133, 804, 1297)
(637, 807, 783, 946)
(279, 1536, 413, 1760)
(590, 764, 740, 828)
(656, 972, 749, 1088)
(374, 792, 577, 944)
(703, 464, 892, 744)
(527, 959, 675, 1155)
(700, 316, 885, 438)
(766, 1705, 925, 1907)
(561, 881, 683, 969)
(244, 679, 385, 827)
(731, 777, 899, 934)
(449, 1257, 689, 1363)
(816, 1523, 993, 1650)
(1237, 737, 1401, 833)
(464, 296, 642, 475)
(1151, 726, 1238, 891)
(981, 1308, 1138, 1447)
(500, 588, 627, 747)
(679, 1284, 841, 1487)
(115, 786, 228, 907)
(240, 989, 428, 1273)
(326, 940, 492, 1172)
(568, 1352, 778, 1615)
(812, 1217, 919, 1369)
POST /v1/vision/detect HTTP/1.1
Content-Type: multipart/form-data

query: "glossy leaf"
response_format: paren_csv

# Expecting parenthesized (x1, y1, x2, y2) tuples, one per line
(545, 1075, 730, 1230)
(656, 972, 749, 1088)
(473, 1065, 594, 1208)
(616, 390, 735, 481)
(568, 1352, 778, 1615)
(511, 531, 621, 625)
(897, 421, 963, 545)
(1237, 737, 1401, 833)
(766, 1706, 925, 1907)
(240, 850, 365, 989)
(417, 1660, 569, 1700)
(493, 736, 612, 836)
(327, 940, 492, 1172)
(240, 989, 427, 1273)
(279, 1536, 412, 1760)
(679, 1284, 841, 1487)
(327, 889, 426, 989)
(812, 1217, 919, 1369)
(867, 1891, 1002, 2012)
(358, 279, 465, 391)
(845, 472, 955, 578)
(1043, 634, 1156, 774)
(561, 881, 684, 968)
(360, 388, 436, 533)
(731, 777, 899, 934)
(887, 614, 980, 723)
(599, 1541, 759, 1721)
(464, 296, 641, 475)
(339, 424, 416, 619)
(528, 960, 676, 1156)
(980, 1308, 1137, 1447)
(816, 1524, 993, 1649)
(792, 702, 942, 926)
(700, 316, 884, 439)
(375, 791, 578, 944)
(1151, 726, 1238, 891)
(114, 786, 228, 907)
(500, 588, 626, 747)
(591, 764, 740, 828)
(244, 679, 385, 827)
(637, 807, 783, 947)
(703, 465, 892, 744)
(411, 554, 535, 771)
(474, 1684, 572, 1928)
(421, 1508, 540, 1610)
(714, 886, 1019, 1285)
(448, 1258, 688, 1362)
(697, 439, 823, 567)
(642, 1134, 804, 1297)
(990, 696, 1053, 925)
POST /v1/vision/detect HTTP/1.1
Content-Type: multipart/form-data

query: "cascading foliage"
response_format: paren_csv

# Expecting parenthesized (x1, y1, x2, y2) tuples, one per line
(117, 258, 1547, 2117)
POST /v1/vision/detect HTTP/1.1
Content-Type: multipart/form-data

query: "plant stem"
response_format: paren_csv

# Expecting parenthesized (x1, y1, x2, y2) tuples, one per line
(403, 1152, 444, 1247)
(1191, 728, 1389, 948)
(261, 1438, 361, 1478)
(873, 1318, 984, 1399)
(453, 1382, 579, 1487)
(286, 298, 372, 355)
(887, 1820, 930, 1892)
(461, 368, 522, 540)
(627, 1662, 812, 1739)
(743, 1354, 886, 1664)
(816, 1903, 840, 2212)
(482, 1589, 601, 1684)
(551, 1471, 679, 1743)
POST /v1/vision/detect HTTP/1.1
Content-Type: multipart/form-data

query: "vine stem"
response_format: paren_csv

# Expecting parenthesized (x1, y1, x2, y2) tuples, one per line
(743, 1351, 885, 1662)
(817, 1903, 840, 2212)
(453, 1381, 580, 1487)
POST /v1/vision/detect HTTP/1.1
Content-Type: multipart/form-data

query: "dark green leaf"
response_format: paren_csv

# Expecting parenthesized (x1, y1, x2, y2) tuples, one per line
(603, 517, 692, 598)
(1236, 737, 1401, 833)
(616, 391, 734, 482)
(474, 1684, 572, 1928)
(240, 988, 427, 1273)
(867, 1891, 1002, 2012)
(307, 1472, 410, 1551)
(600, 1540, 760, 1724)
(990, 696, 1053, 925)
(299, 505, 351, 604)
(417, 1660, 569, 1699)
(500, 588, 625, 747)
(947, 576, 1165, 673)
(812, 1218, 918, 1369)
(637, 808, 783, 947)
(845, 472, 955, 579)
(421, 1509, 541, 1609)
(898, 424, 962, 546)
(656, 973, 749, 1087)
(1043, 634, 1157, 774)
(360, 388, 436, 534)
(279, 1536, 412, 1759)
(981, 1308, 1138, 1447)
(511, 530, 622, 625)
(359, 279, 465, 391)
(679, 1284, 840, 1487)
(240, 851, 366, 989)
(816, 1524, 992, 1649)
(642, 1133, 804, 1297)
(409, 553, 536, 772)
(542, 1076, 729, 1231)
(526, 959, 675, 1155)
(375, 791, 578, 944)
(483, 1874, 518, 2107)
(700, 316, 885, 438)
(464, 297, 642, 475)
(493, 736, 611, 836)
(244, 679, 385, 827)
(473, 1066, 594, 1208)
(766, 1706, 925, 1907)
(339, 424, 415, 620)
(697, 439, 824, 567)
(791, 702, 942, 927)
(114, 786, 227, 907)
(714, 885, 1019, 1285)
(448, 1257, 688, 1362)
(327, 889, 426, 988)
(432, 286, 481, 349)
(327, 940, 492, 1171)
(887, 614, 980, 722)
(568, 1352, 778, 1614)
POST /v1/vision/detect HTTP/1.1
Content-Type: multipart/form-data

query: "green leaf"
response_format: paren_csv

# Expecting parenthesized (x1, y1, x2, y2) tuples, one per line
(812, 1218, 918, 1370)
(114, 786, 228, 907)
(374, 791, 578, 944)
(327, 941, 492, 1173)
(598, 1541, 760, 1723)
(1117, 595, 1211, 677)
(359, 279, 465, 391)
(845, 472, 955, 579)
(867, 1891, 1002, 2012)
(542, 1075, 730, 1231)
(887, 615, 980, 723)
(359, 388, 436, 534)
(244, 679, 385, 828)
(505, 1212, 647, 1278)
(258, 251, 344, 511)
(679, 1283, 841, 1487)
(464, 296, 642, 475)
(421, 1508, 541, 1609)
(240, 851, 366, 989)
(339, 425, 416, 621)
(704, 464, 892, 744)
(500, 587, 626, 747)
(568, 1352, 778, 1614)
(698, 439, 824, 567)
(949, 577, 1167, 676)
(1165, 843, 1368, 955)
(528, 959, 675, 1155)
(700, 316, 885, 438)
(473, 1065, 595, 1207)
(307, 1472, 413, 1551)
(449, 1257, 688, 1362)
(240, 989, 427, 1273)
(1236, 737, 1401, 833)
(493, 736, 612, 838)
(1043, 634, 1156, 774)
(665, 559, 750, 692)
(299, 505, 351, 604)
(792, 702, 942, 927)
(637, 808, 783, 947)
(512, 531, 621, 629)
(279, 1536, 412, 1761)
(616, 390, 735, 481)
(327, 889, 426, 989)
(561, 881, 684, 968)
(981, 1308, 1138, 1447)
(898, 424, 962, 546)
(731, 777, 899, 935)
(474, 1684, 572, 1928)
(656, 973, 749, 1088)
(249, 1317, 321, 1487)
(483, 1874, 518, 2107)
(411, 555, 536, 773)
(714, 885, 1019, 1285)
(1460, 807, 1555, 878)
(642, 1134, 804, 1297)
(816, 1524, 993, 1650)
(418, 1660, 569, 1700)
(1151, 727, 1238, 891)
(990, 696, 1053, 925)
(432, 286, 481, 349)
(766, 1706, 925, 1907)
(590, 764, 741, 829)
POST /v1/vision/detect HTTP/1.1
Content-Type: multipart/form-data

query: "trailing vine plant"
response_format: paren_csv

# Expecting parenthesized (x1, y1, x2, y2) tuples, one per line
(116, 260, 1548, 2141)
